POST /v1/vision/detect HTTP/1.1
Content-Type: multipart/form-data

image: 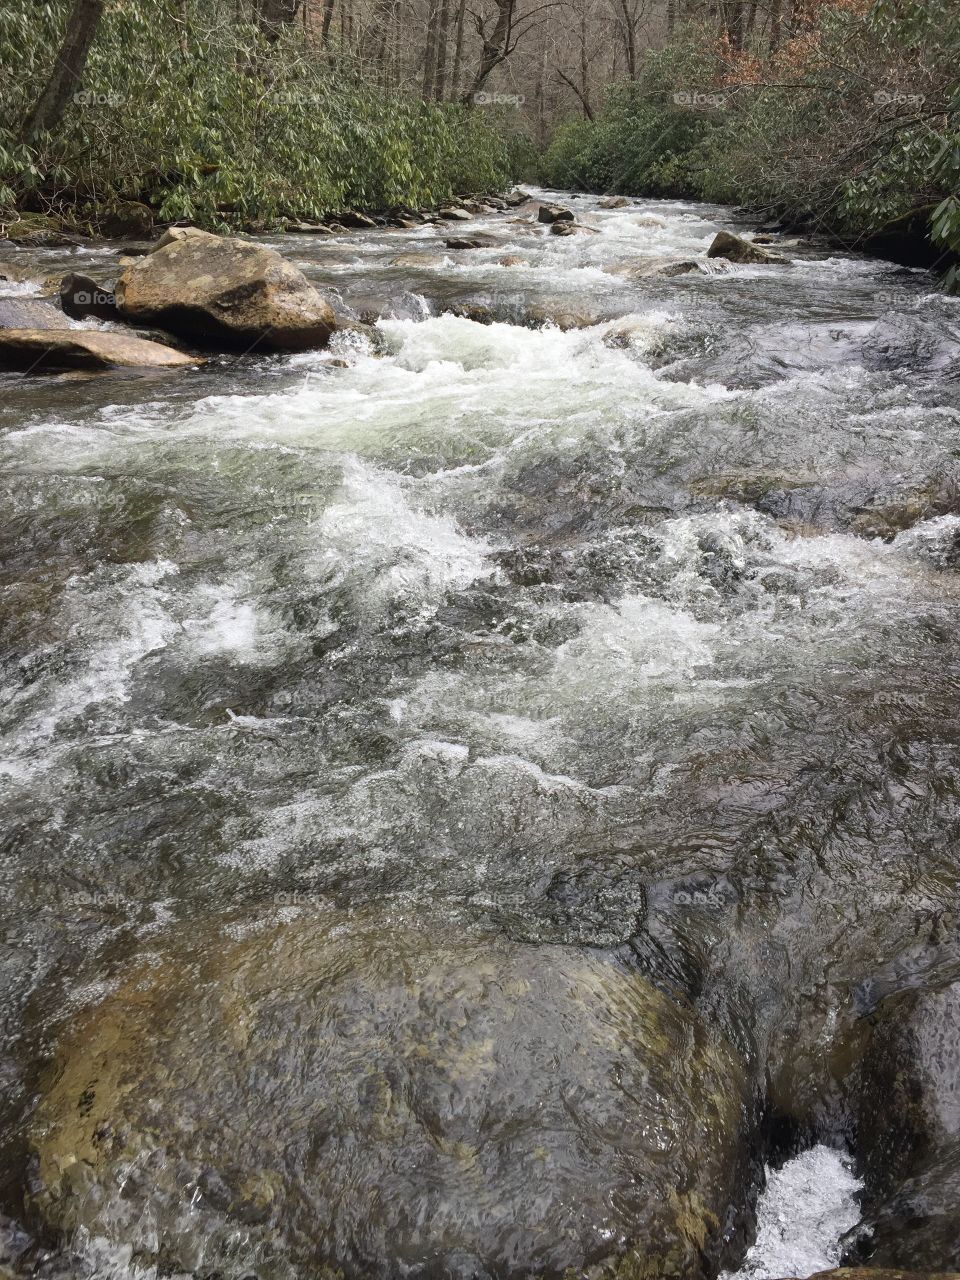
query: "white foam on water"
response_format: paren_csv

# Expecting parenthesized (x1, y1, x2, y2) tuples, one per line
(0, 278, 46, 297)
(723, 1145, 862, 1280)
(179, 576, 283, 662)
(0, 559, 179, 778)
(307, 458, 494, 612)
(551, 593, 719, 695)
(0, 306, 728, 480)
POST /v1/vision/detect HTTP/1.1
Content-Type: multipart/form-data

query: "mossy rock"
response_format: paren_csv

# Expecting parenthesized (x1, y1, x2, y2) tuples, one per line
(1, 214, 72, 247)
(29, 910, 752, 1280)
(98, 201, 155, 239)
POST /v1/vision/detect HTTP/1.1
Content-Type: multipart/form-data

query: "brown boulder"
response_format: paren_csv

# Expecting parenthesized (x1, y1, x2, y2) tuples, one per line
(707, 230, 789, 265)
(0, 328, 202, 372)
(337, 210, 378, 229)
(538, 204, 574, 224)
(115, 232, 336, 351)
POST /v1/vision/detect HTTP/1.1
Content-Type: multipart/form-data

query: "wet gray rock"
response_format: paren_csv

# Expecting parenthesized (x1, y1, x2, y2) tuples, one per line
(843, 980, 960, 1271)
(444, 234, 499, 249)
(660, 259, 701, 276)
(598, 195, 631, 209)
(116, 230, 336, 350)
(28, 910, 752, 1280)
(59, 273, 117, 322)
(860, 311, 960, 373)
(0, 298, 63, 330)
(437, 207, 472, 221)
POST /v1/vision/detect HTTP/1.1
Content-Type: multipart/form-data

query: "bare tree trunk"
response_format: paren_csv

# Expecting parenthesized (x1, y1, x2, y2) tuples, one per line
(462, 0, 516, 101)
(536, 38, 547, 145)
(612, 0, 636, 78)
(21, 0, 106, 142)
(422, 0, 440, 97)
(451, 0, 468, 97)
(579, 0, 591, 117)
(722, 0, 745, 48)
(434, 0, 451, 99)
(321, 0, 336, 44)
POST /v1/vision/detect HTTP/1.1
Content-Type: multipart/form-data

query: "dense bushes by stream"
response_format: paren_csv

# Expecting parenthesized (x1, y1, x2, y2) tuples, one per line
(543, 0, 960, 281)
(0, 1, 528, 232)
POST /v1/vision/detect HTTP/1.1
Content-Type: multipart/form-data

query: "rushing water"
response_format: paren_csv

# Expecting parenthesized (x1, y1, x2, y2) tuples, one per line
(2, 190, 960, 1279)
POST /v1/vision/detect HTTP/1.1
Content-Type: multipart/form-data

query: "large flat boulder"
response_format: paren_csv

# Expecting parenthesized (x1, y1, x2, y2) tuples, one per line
(28, 910, 752, 1280)
(0, 328, 202, 372)
(115, 230, 336, 351)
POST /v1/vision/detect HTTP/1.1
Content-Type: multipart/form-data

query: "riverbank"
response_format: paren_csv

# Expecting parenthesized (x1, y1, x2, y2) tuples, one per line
(542, 1, 959, 288)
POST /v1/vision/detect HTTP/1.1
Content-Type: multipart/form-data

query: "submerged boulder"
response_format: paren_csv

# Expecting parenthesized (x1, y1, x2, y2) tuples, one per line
(115, 231, 336, 350)
(707, 231, 789, 265)
(29, 910, 752, 1280)
(522, 303, 595, 330)
(0, 328, 201, 372)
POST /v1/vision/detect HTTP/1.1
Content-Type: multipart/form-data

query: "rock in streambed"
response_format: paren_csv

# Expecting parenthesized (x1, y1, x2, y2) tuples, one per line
(28, 909, 754, 1280)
